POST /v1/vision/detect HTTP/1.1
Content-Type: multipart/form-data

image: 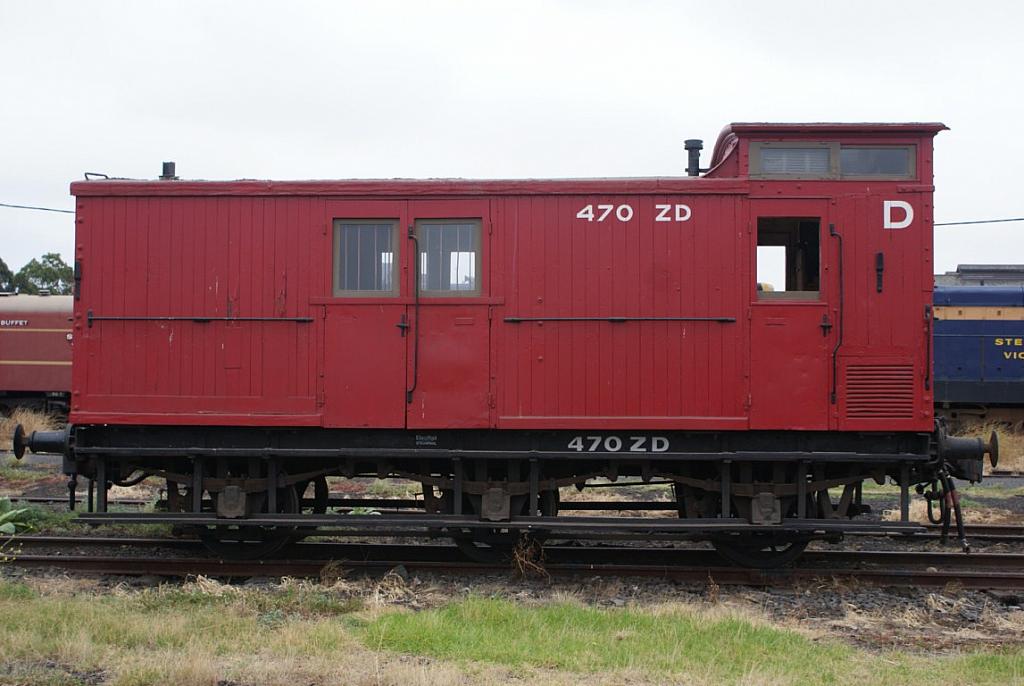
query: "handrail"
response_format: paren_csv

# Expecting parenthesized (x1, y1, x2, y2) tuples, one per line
(86, 311, 312, 327)
(504, 316, 735, 323)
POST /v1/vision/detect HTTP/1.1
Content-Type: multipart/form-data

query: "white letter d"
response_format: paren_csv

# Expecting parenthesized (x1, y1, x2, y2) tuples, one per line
(883, 200, 914, 229)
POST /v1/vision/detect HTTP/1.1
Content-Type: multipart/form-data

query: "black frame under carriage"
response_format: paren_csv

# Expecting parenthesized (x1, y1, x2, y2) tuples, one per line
(52, 424, 938, 519)
(12, 421, 997, 565)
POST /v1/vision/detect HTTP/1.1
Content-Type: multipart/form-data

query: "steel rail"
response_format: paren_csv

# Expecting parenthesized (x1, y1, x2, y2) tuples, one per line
(7, 535, 1024, 569)
(10, 532, 1024, 557)
(7, 538, 1024, 568)
(8, 552, 1024, 589)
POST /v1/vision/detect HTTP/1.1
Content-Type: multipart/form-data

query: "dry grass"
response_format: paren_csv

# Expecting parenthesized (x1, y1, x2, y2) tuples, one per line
(0, 407, 58, 445)
(821, 591, 1024, 654)
(882, 493, 1020, 525)
(881, 498, 931, 523)
(558, 479, 676, 518)
(960, 506, 1022, 525)
(511, 534, 549, 580)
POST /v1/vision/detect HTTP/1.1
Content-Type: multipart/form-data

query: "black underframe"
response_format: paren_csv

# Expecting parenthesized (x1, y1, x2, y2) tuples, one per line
(64, 425, 937, 533)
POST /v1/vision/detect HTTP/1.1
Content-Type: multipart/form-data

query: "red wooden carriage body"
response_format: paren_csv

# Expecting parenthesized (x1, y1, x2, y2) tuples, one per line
(69, 123, 939, 435)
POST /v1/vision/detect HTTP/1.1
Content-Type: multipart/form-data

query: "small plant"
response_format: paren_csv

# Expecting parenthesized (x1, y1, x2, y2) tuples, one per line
(347, 507, 381, 516)
(0, 497, 34, 563)
(704, 573, 720, 604)
(257, 608, 286, 628)
(0, 497, 32, 535)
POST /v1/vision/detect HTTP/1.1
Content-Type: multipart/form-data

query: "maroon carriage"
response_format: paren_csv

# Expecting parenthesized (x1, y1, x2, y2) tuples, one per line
(16, 123, 995, 566)
(0, 293, 72, 414)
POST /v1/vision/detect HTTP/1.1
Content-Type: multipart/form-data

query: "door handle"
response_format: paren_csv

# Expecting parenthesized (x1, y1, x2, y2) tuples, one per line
(396, 314, 410, 337)
(820, 313, 833, 336)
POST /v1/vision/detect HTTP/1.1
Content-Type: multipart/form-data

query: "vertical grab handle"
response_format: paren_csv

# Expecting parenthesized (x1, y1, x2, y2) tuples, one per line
(924, 304, 932, 391)
(829, 224, 844, 405)
(406, 223, 421, 404)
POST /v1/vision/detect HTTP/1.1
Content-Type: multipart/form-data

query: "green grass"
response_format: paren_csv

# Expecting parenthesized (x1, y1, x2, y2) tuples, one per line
(365, 479, 421, 498)
(1, 581, 1022, 685)
(0, 578, 362, 685)
(359, 598, 1024, 685)
(0, 499, 178, 537)
(0, 455, 57, 485)
(0, 500, 77, 532)
(961, 483, 1024, 498)
(361, 598, 854, 682)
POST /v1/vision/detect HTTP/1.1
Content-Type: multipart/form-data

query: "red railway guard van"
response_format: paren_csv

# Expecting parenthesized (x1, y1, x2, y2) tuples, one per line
(16, 123, 996, 566)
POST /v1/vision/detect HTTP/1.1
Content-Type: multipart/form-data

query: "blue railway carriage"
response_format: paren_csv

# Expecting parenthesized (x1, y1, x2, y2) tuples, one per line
(933, 285, 1024, 416)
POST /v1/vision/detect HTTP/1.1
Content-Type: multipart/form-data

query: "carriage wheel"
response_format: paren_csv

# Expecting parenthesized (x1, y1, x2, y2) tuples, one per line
(199, 477, 301, 559)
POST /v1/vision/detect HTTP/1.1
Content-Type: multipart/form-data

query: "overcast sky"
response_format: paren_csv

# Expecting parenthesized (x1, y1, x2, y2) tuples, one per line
(1, 0, 1021, 273)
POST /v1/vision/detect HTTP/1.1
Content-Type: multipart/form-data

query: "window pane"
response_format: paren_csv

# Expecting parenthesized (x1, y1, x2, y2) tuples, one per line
(759, 148, 830, 175)
(840, 147, 912, 177)
(419, 221, 479, 294)
(335, 221, 395, 293)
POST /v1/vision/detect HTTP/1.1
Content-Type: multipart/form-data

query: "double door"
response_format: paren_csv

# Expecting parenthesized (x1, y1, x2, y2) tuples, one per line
(323, 200, 491, 429)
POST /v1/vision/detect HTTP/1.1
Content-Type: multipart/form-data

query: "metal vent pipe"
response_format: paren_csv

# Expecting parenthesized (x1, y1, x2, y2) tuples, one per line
(684, 140, 703, 177)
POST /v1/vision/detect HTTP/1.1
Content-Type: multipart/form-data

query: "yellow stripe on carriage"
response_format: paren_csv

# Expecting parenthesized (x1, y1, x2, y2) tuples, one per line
(933, 306, 1024, 321)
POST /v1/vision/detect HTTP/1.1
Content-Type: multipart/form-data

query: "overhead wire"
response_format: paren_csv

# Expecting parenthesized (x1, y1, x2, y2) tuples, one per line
(934, 217, 1024, 226)
(0, 202, 74, 214)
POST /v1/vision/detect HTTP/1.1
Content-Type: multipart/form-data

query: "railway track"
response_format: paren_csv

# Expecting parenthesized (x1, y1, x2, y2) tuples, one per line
(5, 536, 1024, 589)
(989, 470, 1024, 478)
(11, 494, 1023, 533)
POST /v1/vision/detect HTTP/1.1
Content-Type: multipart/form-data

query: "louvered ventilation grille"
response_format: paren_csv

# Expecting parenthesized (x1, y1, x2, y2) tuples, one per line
(844, 365, 915, 419)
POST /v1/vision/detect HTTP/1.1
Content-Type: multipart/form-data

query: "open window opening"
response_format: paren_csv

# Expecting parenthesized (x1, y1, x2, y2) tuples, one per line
(756, 217, 820, 300)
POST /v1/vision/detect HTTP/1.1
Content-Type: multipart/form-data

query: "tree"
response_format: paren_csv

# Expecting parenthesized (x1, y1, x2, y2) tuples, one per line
(13, 253, 73, 295)
(0, 257, 14, 292)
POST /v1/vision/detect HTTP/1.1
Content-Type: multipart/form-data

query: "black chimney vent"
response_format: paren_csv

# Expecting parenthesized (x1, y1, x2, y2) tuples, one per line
(160, 162, 178, 180)
(684, 140, 703, 177)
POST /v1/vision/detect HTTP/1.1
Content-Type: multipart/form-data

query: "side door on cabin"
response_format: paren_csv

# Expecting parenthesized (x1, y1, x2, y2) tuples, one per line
(321, 199, 492, 429)
(322, 201, 409, 428)
(405, 200, 492, 428)
(748, 198, 834, 429)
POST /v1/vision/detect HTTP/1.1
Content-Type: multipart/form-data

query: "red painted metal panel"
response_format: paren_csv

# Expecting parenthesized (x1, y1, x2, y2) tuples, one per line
(830, 191, 932, 431)
(750, 303, 829, 429)
(494, 194, 747, 427)
(406, 304, 490, 428)
(71, 196, 319, 422)
(323, 304, 406, 428)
